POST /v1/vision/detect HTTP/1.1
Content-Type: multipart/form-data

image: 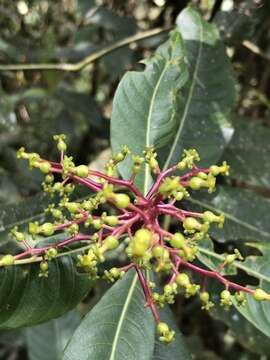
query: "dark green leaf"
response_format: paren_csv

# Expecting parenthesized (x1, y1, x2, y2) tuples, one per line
(231, 243, 270, 338)
(152, 306, 191, 360)
(64, 269, 155, 360)
(187, 186, 270, 242)
(198, 240, 270, 339)
(111, 29, 188, 192)
(161, 7, 235, 170)
(0, 256, 92, 329)
(26, 310, 80, 360)
(212, 305, 270, 356)
(222, 119, 270, 188)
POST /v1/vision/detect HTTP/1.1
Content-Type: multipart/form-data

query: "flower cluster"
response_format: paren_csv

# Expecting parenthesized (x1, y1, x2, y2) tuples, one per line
(1, 134, 270, 344)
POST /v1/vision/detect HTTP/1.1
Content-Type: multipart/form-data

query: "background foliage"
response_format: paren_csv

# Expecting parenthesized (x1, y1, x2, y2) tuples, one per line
(0, 0, 270, 359)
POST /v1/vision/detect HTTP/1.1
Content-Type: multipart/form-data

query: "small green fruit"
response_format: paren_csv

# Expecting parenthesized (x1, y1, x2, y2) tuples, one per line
(253, 288, 270, 301)
(170, 233, 185, 249)
(40, 261, 49, 272)
(39, 162, 51, 174)
(104, 236, 119, 250)
(75, 165, 89, 178)
(0, 254, 14, 266)
(157, 322, 169, 335)
(176, 273, 190, 287)
(40, 222, 55, 236)
(113, 193, 130, 208)
(189, 177, 203, 190)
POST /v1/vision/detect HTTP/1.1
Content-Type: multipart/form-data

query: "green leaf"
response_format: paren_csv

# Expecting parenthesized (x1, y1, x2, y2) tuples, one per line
(64, 269, 155, 360)
(187, 186, 270, 242)
(222, 118, 270, 188)
(111, 29, 189, 192)
(162, 7, 235, 170)
(26, 310, 80, 360)
(212, 305, 270, 356)
(152, 306, 191, 360)
(0, 193, 50, 234)
(198, 238, 270, 285)
(198, 240, 270, 339)
(0, 255, 92, 329)
(231, 243, 270, 338)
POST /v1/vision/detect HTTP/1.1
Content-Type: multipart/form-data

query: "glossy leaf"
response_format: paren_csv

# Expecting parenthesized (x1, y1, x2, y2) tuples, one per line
(152, 306, 191, 360)
(222, 119, 270, 188)
(212, 305, 270, 356)
(187, 186, 270, 242)
(198, 240, 270, 339)
(161, 7, 235, 171)
(26, 310, 80, 360)
(0, 255, 92, 329)
(64, 269, 155, 360)
(231, 243, 270, 338)
(111, 29, 189, 192)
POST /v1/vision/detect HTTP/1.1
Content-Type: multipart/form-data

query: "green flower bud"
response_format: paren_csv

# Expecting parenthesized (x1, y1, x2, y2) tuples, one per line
(170, 233, 185, 249)
(253, 288, 270, 301)
(176, 273, 190, 287)
(221, 290, 231, 300)
(183, 217, 201, 232)
(105, 216, 118, 226)
(75, 165, 89, 178)
(66, 202, 79, 213)
(39, 162, 51, 174)
(189, 177, 204, 190)
(157, 322, 169, 335)
(104, 236, 119, 250)
(92, 219, 102, 230)
(152, 246, 165, 258)
(44, 174, 54, 184)
(40, 222, 55, 236)
(200, 291, 210, 303)
(45, 248, 58, 259)
(40, 261, 49, 272)
(0, 254, 14, 266)
(113, 193, 130, 209)
(235, 291, 246, 305)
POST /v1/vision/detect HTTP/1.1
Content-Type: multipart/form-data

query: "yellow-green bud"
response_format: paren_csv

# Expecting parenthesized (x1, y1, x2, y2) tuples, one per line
(176, 273, 190, 287)
(157, 322, 169, 335)
(253, 288, 270, 301)
(39, 162, 51, 174)
(170, 233, 185, 249)
(40, 261, 49, 272)
(75, 165, 89, 178)
(0, 254, 14, 266)
(200, 291, 210, 303)
(221, 290, 231, 300)
(113, 193, 130, 209)
(104, 236, 119, 250)
(105, 216, 118, 226)
(66, 202, 79, 213)
(189, 177, 204, 190)
(40, 223, 55, 236)
(152, 246, 165, 258)
(183, 217, 201, 231)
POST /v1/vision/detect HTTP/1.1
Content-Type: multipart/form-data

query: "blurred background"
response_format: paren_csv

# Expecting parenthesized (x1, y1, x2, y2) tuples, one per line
(0, 0, 270, 359)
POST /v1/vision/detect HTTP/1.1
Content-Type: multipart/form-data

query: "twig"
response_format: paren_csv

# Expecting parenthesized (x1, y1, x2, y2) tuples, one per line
(0, 27, 170, 72)
(242, 40, 270, 62)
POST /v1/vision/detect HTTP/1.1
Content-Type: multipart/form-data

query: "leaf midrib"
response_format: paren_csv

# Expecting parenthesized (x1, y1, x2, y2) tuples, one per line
(109, 273, 138, 360)
(144, 62, 170, 195)
(163, 12, 203, 171)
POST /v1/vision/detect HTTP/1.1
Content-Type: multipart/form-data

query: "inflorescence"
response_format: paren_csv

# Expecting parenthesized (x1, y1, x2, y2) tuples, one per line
(2, 134, 270, 344)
